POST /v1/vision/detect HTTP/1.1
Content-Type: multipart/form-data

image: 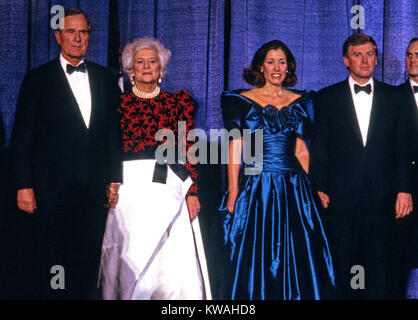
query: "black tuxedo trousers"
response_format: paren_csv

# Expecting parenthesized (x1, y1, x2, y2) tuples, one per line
(33, 185, 107, 299)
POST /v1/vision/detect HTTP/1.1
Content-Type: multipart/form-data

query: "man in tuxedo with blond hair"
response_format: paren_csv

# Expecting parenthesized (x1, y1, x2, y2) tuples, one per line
(310, 33, 413, 299)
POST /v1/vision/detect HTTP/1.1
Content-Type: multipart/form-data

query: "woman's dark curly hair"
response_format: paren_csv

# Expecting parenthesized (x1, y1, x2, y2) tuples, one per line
(243, 40, 297, 87)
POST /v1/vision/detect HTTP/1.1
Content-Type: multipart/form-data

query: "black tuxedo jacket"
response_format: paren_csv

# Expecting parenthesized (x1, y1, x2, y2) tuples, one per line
(309, 78, 413, 214)
(397, 80, 417, 191)
(11, 57, 123, 206)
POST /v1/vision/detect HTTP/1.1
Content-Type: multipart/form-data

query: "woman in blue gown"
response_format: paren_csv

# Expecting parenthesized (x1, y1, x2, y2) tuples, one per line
(218, 40, 335, 300)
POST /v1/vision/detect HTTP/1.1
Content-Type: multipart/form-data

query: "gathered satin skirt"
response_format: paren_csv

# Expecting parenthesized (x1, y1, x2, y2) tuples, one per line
(219, 169, 335, 300)
(99, 159, 211, 300)
(407, 269, 418, 299)
(406, 224, 418, 299)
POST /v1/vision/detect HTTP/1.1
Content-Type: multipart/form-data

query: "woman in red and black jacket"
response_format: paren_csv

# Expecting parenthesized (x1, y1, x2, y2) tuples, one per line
(99, 36, 211, 301)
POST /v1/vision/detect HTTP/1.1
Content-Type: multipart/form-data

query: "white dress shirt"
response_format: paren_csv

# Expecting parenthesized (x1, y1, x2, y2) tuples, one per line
(118, 76, 124, 93)
(59, 54, 92, 128)
(348, 76, 374, 146)
(409, 79, 418, 109)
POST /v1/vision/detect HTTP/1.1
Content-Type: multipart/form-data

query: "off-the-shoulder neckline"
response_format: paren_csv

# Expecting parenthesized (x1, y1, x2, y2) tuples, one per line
(224, 90, 307, 111)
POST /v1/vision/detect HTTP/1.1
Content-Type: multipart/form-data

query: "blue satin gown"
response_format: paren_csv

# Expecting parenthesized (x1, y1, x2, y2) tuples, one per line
(218, 90, 335, 300)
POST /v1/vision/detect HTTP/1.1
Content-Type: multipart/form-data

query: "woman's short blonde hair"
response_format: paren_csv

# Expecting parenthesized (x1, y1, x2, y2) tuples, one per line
(122, 36, 171, 80)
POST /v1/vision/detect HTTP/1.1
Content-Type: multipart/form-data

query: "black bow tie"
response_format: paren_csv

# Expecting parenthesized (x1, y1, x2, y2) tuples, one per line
(354, 83, 372, 94)
(66, 63, 86, 74)
(413, 86, 418, 94)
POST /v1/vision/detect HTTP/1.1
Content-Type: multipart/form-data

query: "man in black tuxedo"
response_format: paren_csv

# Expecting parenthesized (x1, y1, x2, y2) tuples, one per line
(310, 33, 413, 300)
(398, 37, 417, 175)
(11, 8, 122, 299)
(392, 37, 418, 298)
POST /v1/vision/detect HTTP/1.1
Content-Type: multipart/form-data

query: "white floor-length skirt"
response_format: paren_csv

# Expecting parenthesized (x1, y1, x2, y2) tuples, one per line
(99, 159, 212, 300)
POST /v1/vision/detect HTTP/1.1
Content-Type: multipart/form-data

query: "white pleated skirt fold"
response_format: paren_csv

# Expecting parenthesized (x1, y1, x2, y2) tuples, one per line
(100, 159, 211, 300)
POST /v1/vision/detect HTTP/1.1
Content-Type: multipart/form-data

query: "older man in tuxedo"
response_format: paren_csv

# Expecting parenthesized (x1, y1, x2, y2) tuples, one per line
(12, 8, 122, 299)
(395, 37, 418, 299)
(398, 37, 417, 168)
(310, 33, 413, 299)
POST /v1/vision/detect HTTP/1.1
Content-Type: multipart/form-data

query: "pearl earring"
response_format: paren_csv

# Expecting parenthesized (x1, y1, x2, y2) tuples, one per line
(158, 72, 163, 84)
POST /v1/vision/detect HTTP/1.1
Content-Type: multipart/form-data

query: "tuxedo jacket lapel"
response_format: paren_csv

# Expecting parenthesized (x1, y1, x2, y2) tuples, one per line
(341, 79, 363, 145)
(365, 79, 382, 146)
(402, 81, 417, 109)
(50, 57, 90, 130)
(86, 61, 98, 130)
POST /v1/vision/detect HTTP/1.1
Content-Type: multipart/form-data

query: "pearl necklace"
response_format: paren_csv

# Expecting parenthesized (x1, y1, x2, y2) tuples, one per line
(132, 85, 161, 99)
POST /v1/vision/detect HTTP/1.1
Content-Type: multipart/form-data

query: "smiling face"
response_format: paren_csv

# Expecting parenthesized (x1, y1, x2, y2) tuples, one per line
(343, 42, 377, 84)
(406, 40, 418, 81)
(260, 49, 288, 87)
(55, 14, 90, 65)
(130, 49, 161, 87)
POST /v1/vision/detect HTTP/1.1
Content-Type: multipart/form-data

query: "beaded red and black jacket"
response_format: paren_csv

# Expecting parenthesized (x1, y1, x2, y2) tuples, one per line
(118, 89, 198, 196)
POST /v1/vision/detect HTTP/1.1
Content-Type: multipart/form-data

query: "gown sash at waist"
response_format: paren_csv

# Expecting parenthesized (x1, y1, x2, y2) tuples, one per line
(123, 146, 190, 184)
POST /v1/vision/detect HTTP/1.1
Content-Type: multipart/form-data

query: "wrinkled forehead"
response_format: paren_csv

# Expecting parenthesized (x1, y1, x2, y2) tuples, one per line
(63, 14, 89, 30)
(135, 48, 159, 59)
